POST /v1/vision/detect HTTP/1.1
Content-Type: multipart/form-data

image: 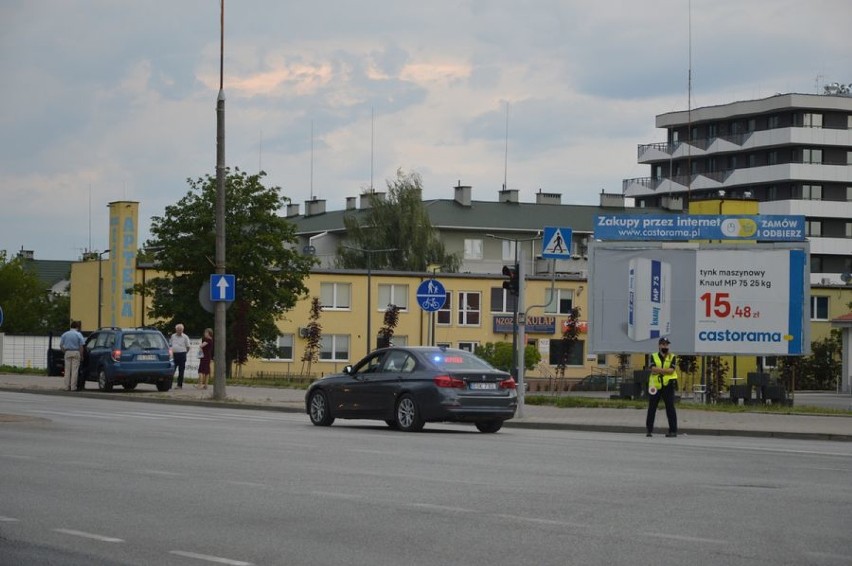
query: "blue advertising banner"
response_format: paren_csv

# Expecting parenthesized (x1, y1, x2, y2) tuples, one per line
(594, 214, 805, 242)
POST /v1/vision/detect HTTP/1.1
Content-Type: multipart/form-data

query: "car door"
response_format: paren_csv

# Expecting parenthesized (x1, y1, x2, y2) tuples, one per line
(80, 332, 103, 379)
(338, 351, 387, 416)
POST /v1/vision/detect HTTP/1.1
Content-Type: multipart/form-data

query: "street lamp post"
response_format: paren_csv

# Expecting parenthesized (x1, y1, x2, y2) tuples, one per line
(343, 246, 397, 354)
(97, 249, 110, 328)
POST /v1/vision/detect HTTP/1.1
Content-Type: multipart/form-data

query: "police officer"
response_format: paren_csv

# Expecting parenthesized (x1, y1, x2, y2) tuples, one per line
(646, 337, 678, 437)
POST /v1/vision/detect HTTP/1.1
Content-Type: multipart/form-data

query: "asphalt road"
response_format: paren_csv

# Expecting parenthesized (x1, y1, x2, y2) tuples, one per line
(1, 392, 851, 566)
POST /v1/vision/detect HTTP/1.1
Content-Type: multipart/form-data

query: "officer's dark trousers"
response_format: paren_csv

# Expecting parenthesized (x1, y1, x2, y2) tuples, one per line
(646, 382, 677, 434)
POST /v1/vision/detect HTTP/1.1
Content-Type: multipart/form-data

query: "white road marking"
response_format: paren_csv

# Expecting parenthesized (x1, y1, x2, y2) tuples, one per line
(169, 550, 254, 565)
(496, 513, 590, 529)
(226, 480, 268, 488)
(409, 503, 475, 514)
(0, 516, 20, 522)
(53, 528, 124, 542)
(310, 491, 365, 501)
(641, 532, 728, 545)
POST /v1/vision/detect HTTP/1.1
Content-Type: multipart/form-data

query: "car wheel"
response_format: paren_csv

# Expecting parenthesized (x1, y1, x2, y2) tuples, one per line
(395, 395, 424, 432)
(156, 379, 172, 392)
(123, 382, 137, 391)
(98, 369, 113, 392)
(475, 420, 503, 433)
(308, 390, 334, 426)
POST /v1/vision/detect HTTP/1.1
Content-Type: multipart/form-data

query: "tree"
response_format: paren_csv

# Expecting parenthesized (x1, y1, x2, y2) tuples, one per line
(337, 169, 461, 272)
(475, 342, 540, 372)
(0, 251, 67, 333)
(300, 297, 322, 376)
(555, 307, 582, 377)
(136, 169, 316, 375)
(378, 304, 401, 348)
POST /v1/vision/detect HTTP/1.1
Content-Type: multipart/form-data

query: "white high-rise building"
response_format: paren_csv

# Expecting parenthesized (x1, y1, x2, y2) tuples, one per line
(623, 92, 852, 285)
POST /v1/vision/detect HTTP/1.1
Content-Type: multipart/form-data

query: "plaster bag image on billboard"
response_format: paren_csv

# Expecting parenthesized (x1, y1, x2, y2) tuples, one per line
(627, 258, 671, 341)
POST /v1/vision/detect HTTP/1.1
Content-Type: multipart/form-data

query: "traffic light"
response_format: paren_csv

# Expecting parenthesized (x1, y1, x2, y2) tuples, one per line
(502, 264, 519, 296)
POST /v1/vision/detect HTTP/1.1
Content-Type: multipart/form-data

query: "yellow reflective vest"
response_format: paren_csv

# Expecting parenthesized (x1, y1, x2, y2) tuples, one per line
(649, 352, 678, 390)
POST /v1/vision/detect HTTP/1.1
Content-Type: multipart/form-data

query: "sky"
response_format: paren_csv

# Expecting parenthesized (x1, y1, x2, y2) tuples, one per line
(1, 0, 850, 260)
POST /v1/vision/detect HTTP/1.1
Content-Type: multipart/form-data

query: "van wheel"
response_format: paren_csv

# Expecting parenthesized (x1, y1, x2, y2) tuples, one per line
(98, 369, 113, 392)
(156, 379, 172, 392)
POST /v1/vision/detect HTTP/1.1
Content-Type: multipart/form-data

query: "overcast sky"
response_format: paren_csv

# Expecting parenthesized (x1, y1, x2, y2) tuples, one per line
(1, 0, 850, 260)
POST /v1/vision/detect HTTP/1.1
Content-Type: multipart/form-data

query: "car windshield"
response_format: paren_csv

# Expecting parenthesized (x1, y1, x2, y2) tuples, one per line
(424, 349, 496, 371)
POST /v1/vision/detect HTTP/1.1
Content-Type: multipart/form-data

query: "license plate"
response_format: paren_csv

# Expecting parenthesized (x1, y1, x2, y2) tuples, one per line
(136, 354, 157, 361)
(469, 382, 497, 390)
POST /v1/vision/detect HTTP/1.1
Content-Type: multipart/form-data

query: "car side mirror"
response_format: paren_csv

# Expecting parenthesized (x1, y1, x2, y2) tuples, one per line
(343, 365, 354, 375)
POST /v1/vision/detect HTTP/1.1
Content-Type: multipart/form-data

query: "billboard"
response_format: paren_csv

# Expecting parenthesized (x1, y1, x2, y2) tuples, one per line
(594, 214, 805, 242)
(588, 242, 810, 355)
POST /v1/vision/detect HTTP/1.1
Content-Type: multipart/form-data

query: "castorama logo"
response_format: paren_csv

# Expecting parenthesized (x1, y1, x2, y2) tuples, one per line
(697, 329, 793, 343)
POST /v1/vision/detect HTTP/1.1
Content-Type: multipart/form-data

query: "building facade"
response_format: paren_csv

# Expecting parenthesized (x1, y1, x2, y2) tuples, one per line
(623, 92, 852, 285)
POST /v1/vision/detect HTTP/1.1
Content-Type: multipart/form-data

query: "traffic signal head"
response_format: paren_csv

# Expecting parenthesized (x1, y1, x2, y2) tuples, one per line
(502, 264, 519, 296)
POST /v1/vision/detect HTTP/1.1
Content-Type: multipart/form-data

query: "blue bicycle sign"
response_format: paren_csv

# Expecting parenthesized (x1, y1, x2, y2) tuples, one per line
(417, 279, 446, 312)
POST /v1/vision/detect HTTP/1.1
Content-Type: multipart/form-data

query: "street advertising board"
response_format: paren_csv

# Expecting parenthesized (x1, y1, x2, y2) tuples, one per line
(588, 241, 810, 356)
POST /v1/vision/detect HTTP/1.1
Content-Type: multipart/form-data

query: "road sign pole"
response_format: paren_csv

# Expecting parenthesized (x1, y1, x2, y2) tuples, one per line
(517, 247, 526, 418)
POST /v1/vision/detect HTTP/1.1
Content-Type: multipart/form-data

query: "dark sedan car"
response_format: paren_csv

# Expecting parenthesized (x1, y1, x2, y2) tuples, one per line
(305, 346, 517, 433)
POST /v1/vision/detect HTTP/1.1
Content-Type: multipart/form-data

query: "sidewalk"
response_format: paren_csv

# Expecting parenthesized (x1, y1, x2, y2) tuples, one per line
(1, 373, 850, 441)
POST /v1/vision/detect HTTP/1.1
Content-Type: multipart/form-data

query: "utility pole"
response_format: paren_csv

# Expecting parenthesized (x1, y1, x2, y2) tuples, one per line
(213, 0, 227, 400)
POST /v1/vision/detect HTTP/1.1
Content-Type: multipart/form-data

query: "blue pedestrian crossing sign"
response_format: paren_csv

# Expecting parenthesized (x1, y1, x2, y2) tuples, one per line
(210, 274, 236, 302)
(542, 226, 572, 259)
(416, 279, 447, 312)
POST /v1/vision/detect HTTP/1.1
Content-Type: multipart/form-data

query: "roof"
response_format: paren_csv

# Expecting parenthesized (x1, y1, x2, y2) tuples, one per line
(288, 198, 674, 236)
(831, 312, 852, 327)
(22, 259, 72, 290)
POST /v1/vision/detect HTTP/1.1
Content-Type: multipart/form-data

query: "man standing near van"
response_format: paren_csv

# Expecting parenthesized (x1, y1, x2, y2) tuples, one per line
(60, 321, 85, 391)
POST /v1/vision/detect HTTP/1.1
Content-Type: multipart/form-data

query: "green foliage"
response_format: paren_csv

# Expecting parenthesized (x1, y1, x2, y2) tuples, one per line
(337, 169, 461, 272)
(378, 304, 401, 347)
(0, 251, 69, 333)
(475, 341, 540, 372)
(780, 332, 842, 390)
(135, 168, 316, 371)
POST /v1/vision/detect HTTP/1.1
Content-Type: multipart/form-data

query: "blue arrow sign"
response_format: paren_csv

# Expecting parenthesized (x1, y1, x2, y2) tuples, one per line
(210, 274, 236, 302)
(542, 226, 573, 259)
(416, 279, 446, 312)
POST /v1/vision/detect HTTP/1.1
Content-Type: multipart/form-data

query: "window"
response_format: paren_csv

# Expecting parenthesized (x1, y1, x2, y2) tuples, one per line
(768, 115, 780, 129)
(320, 335, 349, 361)
(707, 123, 717, 138)
(436, 342, 452, 348)
(768, 150, 778, 165)
(596, 353, 607, 366)
(671, 130, 679, 144)
(806, 220, 822, 237)
(548, 340, 585, 366)
(458, 341, 478, 352)
(464, 239, 483, 260)
(848, 187, 852, 202)
(377, 284, 408, 310)
(802, 185, 822, 200)
(803, 113, 823, 128)
(502, 240, 516, 261)
(846, 222, 852, 238)
(436, 292, 452, 325)
(811, 256, 823, 273)
(747, 154, 757, 168)
(810, 296, 828, 321)
(803, 148, 822, 164)
(320, 282, 350, 310)
(390, 335, 408, 347)
(747, 118, 756, 132)
(457, 291, 481, 326)
(490, 287, 516, 313)
(267, 334, 293, 360)
(544, 289, 574, 315)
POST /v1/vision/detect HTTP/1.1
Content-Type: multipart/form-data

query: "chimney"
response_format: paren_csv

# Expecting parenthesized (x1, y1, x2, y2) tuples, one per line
(499, 188, 519, 203)
(17, 249, 34, 260)
(535, 190, 561, 205)
(599, 190, 625, 208)
(346, 196, 357, 210)
(304, 197, 326, 217)
(286, 203, 300, 217)
(360, 191, 386, 210)
(453, 181, 472, 207)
